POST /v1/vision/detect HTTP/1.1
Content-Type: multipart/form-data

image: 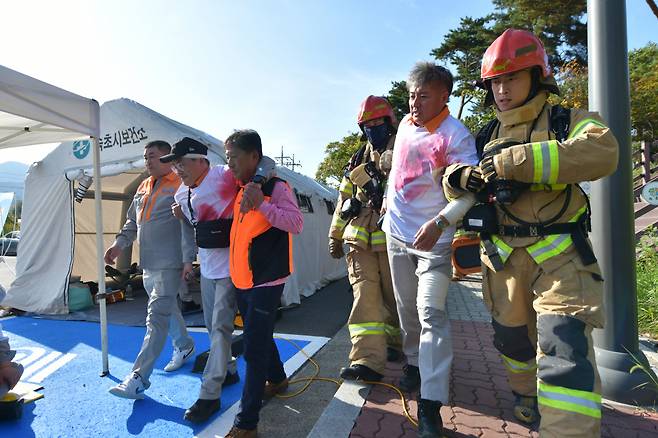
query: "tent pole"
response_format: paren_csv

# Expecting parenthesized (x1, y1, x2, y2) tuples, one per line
(92, 136, 109, 376)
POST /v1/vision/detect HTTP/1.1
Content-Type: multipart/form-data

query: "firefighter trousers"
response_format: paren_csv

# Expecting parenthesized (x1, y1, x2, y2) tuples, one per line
(482, 247, 604, 438)
(346, 245, 401, 375)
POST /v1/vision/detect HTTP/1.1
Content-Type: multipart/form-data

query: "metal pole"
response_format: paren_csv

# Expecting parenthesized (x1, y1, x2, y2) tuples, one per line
(588, 0, 657, 405)
(92, 135, 109, 376)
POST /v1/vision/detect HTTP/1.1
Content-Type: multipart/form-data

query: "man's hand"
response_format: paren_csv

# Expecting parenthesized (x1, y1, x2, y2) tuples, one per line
(379, 150, 393, 174)
(104, 244, 122, 265)
(328, 238, 345, 259)
(0, 361, 23, 395)
(413, 219, 444, 251)
(479, 156, 498, 183)
(460, 166, 485, 192)
(171, 202, 183, 219)
(182, 262, 194, 281)
(240, 182, 264, 214)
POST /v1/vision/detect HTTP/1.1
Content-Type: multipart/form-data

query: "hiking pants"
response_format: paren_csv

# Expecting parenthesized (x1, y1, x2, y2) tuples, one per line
(199, 275, 238, 399)
(386, 236, 453, 404)
(133, 268, 194, 385)
(346, 245, 401, 374)
(483, 247, 604, 438)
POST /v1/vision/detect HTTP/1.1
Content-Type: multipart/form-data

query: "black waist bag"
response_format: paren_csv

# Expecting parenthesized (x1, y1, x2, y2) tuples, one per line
(195, 218, 233, 248)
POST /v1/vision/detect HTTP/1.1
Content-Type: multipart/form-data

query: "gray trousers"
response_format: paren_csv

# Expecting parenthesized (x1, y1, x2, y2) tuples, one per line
(199, 275, 238, 399)
(133, 268, 194, 386)
(386, 236, 453, 404)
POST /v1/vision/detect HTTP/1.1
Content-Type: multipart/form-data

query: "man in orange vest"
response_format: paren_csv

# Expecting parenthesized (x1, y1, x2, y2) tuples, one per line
(224, 130, 303, 438)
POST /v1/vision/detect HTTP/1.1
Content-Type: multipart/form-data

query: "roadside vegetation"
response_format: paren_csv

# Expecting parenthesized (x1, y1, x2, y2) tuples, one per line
(637, 227, 658, 339)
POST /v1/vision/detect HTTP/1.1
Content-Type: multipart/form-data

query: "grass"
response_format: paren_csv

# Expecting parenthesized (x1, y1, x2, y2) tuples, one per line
(637, 227, 658, 339)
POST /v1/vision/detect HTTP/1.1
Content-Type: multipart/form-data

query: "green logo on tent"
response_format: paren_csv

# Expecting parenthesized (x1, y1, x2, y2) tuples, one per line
(73, 140, 91, 159)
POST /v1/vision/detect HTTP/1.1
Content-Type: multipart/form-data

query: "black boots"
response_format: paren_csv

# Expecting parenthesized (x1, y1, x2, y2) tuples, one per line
(417, 398, 444, 438)
(339, 364, 383, 382)
(399, 364, 421, 392)
(184, 398, 221, 423)
(513, 392, 540, 424)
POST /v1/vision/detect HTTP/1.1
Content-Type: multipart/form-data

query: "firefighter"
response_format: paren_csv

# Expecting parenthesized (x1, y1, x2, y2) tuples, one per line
(444, 29, 619, 437)
(328, 95, 401, 382)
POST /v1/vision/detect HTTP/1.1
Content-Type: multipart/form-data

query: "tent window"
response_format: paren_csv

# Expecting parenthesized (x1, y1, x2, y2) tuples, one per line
(294, 189, 314, 214)
(325, 200, 334, 215)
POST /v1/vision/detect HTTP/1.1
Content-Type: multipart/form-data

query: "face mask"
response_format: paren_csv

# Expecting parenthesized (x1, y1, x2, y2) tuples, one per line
(364, 124, 390, 150)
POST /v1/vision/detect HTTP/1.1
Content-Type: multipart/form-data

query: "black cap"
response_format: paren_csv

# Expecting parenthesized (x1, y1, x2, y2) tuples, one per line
(160, 137, 208, 163)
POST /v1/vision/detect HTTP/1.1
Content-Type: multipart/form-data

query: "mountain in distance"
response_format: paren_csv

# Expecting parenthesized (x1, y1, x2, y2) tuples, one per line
(0, 161, 29, 200)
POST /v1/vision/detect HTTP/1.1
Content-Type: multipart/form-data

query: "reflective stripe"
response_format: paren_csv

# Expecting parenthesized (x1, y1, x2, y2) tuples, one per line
(384, 325, 401, 337)
(526, 205, 587, 264)
(491, 236, 513, 264)
(371, 230, 387, 246)
(531, 140, 559, 184)
(568, 118, 606, 140)
(530, 183, 567, 191)
(349, 322, 387, 337)
(339, 178, 353, 197)
(538, 382, 601, 419)
(332, 216, 347, 229)
(344, 224, 369, 244)
(501, 354, 537, 374)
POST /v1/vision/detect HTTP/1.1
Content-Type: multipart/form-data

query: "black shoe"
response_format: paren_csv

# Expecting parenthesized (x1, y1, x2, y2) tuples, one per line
(386, 347, 402, 362)
(513, 392, 540, 424)
(398, 364, 420, 392)
(417, 399, 443, 438)
(223, 370, 240, 387)
(339, 364, 383, 382)
(184, 398, 221, 423)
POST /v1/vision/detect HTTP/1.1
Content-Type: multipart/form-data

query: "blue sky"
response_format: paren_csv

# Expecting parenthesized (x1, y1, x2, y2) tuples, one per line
(0, 0, 655, 178)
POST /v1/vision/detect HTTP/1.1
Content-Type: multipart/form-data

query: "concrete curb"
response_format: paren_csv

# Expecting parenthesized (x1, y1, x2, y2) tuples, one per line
(307, 381, 371, 438)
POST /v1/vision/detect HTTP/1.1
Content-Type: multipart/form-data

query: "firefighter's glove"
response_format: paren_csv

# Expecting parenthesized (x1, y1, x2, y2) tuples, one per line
(328, 237, 345, 259)
(378, 150, 393, 174)
(479, 156, 498, 183)
(349, 164, 371, 188)
(460, 166, 484, 193)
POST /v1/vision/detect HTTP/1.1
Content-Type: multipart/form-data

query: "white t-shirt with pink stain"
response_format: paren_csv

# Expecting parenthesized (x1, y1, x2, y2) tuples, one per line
(383, 114, 478, 247)
(175, 164, 239, 280)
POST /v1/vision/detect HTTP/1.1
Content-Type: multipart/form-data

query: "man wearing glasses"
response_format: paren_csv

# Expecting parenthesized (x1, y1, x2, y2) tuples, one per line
(165, 137, 276, 423)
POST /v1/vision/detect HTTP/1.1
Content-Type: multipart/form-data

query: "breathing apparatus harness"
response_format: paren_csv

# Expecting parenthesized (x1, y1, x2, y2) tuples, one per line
(339, 144, 386, 221)
(463, 105, 597, 269)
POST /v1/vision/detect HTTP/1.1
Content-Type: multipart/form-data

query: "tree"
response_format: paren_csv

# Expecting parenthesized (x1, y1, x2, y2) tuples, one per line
(431, 16, 498, 120)
(549, 59, 588, 109)
(430, 1, 588, 134)
(629, 42, 658, 141)
(315, 132, 362, 188)
(385, 80, 409, 123)
(492, 0, 587, 66)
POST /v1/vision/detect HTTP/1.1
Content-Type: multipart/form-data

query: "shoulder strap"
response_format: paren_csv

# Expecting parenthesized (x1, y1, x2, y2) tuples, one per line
(475, 119, 499, 160)
(261, 176, 285, 197)
(348, 144, 367, 171)
(549, 104, 571, 142)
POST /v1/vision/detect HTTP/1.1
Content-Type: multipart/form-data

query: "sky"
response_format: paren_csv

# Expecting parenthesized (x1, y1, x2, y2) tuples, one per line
(0, 0, 655, 179)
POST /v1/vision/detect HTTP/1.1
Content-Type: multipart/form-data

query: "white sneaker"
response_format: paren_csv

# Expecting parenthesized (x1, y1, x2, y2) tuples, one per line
(109, 372, 146, 399)
(164, 345, 195, 372)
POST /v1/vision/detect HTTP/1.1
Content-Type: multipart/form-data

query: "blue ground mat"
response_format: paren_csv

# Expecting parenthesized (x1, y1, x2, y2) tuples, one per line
(0, 317, 316, 437)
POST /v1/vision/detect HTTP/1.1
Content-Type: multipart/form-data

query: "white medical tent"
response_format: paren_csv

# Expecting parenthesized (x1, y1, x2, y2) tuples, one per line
(4, 98, 346, 315)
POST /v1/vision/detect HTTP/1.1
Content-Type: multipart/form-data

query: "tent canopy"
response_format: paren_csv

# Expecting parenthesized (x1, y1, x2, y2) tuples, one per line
(0, 64, 99, 148)
(4, 98, 345, 314)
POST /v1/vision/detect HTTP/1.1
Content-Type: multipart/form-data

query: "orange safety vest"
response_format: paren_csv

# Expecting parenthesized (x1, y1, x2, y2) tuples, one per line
(229, 177, 294, 289)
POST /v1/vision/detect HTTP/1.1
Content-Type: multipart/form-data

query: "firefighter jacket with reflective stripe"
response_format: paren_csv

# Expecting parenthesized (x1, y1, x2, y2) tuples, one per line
(328, 137, 394, 252)
(446, 92, 619, 268)
(230, 178, 294, 289)
(115, 171, 194, 270)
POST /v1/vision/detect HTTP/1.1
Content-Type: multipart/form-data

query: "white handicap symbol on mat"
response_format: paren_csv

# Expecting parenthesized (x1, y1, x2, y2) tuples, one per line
(14, 346, 77, 383)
